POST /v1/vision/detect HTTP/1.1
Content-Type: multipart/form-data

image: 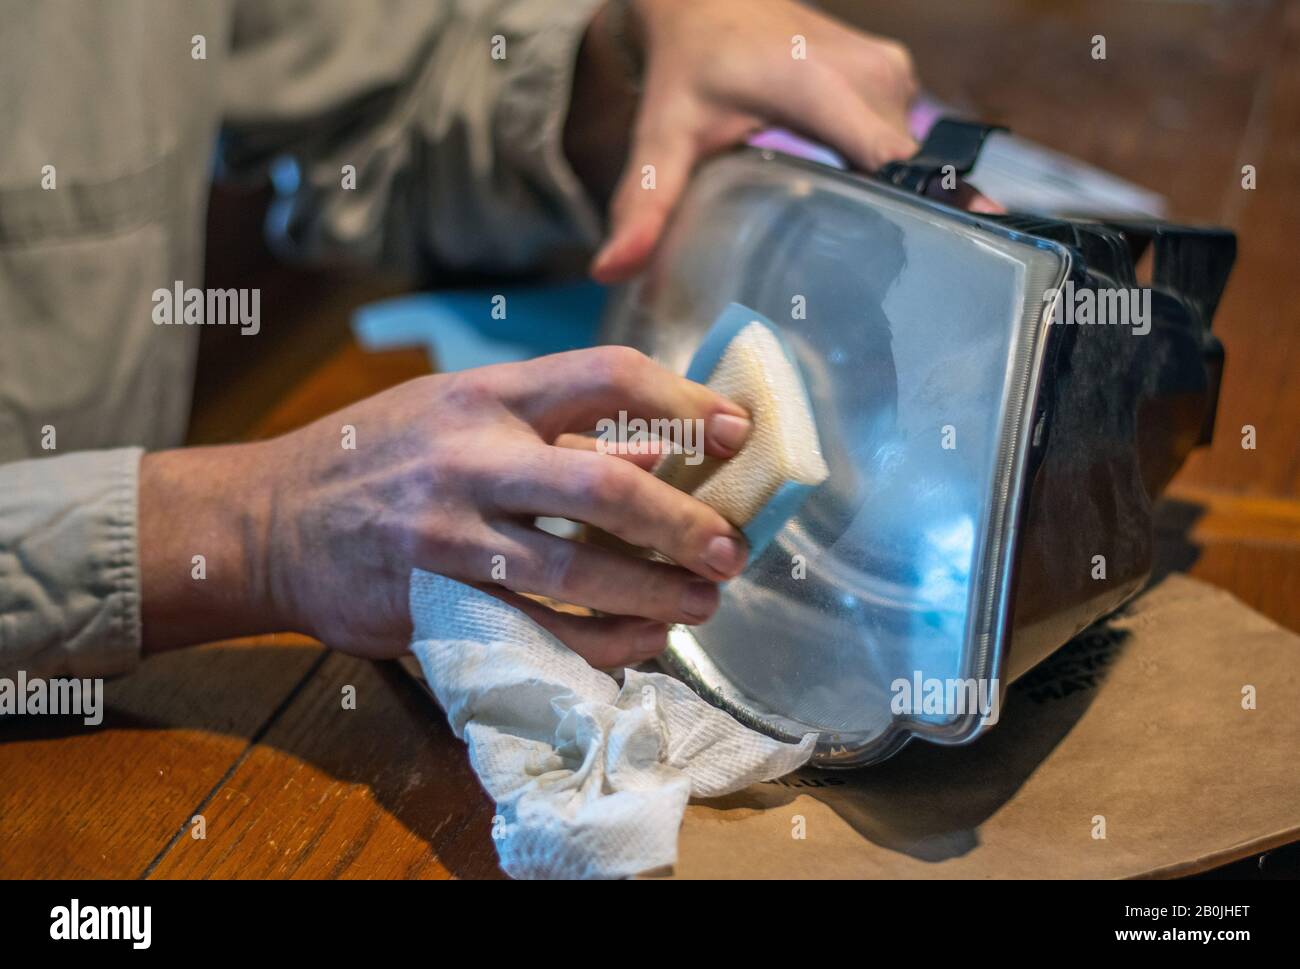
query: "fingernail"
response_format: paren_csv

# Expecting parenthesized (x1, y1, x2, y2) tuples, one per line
(680, 581, 719, 623)
(702, 535, 746, 578)
(708, 413, 751, 454)
(969, 195, 1006, 214)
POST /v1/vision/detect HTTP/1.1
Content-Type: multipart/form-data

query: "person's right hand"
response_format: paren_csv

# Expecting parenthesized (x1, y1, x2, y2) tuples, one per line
(139, 346, 752, 669)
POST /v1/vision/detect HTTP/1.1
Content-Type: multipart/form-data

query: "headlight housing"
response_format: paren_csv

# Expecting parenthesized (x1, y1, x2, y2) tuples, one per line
(601, 122, 1235, 766)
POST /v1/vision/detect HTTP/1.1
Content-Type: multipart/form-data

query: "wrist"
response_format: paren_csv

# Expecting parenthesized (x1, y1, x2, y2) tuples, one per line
(138, 440, 283, 653)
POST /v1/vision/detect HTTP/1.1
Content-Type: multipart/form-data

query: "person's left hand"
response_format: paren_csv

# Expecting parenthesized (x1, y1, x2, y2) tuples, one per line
(575, 0, 923, 284)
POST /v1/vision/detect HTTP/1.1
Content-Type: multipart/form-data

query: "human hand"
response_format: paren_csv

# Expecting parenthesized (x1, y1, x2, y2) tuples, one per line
(140, 347, 752, 667)
(584, 0, 921, 282)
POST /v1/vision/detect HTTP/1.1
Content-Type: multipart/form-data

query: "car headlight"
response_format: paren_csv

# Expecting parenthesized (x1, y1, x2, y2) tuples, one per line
(601, 121, 1235, 766)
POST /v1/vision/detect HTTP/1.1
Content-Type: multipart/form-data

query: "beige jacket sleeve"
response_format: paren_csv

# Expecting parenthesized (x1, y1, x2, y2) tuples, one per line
(220, 0, 606, 275)
(0, 449, 143, 680)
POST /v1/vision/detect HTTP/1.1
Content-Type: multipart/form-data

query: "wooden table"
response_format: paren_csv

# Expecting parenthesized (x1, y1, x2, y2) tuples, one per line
(2, 0, 1298, 879)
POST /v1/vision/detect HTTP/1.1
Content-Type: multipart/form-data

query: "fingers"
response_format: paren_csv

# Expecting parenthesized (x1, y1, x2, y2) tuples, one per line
(554, 431, 660, 471)
(481, 520, 722, 625)
(506, 345, 751, 456)
(922, 179, 1007, 214)
(772, 64, 917, 172)
(847, 36, 920, 128)
(587, 8, 922, 282)
(495, 445, 748, 581)
(965, 190, 1005, 214)
(476, 584, 669, 669)
(590, 114, 697, 284)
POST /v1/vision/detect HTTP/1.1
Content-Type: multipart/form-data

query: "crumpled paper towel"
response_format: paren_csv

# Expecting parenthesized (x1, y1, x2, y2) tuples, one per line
(408, 569, 815, 879)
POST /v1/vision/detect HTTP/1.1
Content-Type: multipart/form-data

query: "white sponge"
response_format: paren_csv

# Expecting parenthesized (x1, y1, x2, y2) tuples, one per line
(656, 304, 829, 562)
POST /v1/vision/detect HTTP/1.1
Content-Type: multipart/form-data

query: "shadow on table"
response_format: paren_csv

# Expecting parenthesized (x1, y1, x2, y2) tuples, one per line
(702, 622, 1130, 863)
(1153, 496, 1206, 580)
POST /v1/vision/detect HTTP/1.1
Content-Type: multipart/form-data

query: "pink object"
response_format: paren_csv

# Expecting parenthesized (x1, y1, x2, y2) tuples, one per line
(745, 94, 945, 170)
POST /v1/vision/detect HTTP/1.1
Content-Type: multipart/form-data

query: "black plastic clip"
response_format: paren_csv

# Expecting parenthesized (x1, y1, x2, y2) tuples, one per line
(876, 118, 1007, 195)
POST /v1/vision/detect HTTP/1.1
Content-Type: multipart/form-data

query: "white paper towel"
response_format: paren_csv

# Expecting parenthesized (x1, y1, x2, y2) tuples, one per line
(408, 569, 815, 879)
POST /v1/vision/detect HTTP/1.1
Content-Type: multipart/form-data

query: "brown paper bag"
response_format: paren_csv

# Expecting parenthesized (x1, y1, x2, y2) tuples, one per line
(662, 575, 1300, 879)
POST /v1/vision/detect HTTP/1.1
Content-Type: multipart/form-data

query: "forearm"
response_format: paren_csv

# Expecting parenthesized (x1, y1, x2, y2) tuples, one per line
(138, 442, 282, 654)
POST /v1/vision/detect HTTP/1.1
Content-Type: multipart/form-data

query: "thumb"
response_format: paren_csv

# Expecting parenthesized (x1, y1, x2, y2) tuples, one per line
(590, 121, 696, 284)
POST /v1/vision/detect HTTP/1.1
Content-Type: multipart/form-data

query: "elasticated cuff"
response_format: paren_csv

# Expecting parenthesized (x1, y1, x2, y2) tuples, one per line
(0, 447, 143, 680)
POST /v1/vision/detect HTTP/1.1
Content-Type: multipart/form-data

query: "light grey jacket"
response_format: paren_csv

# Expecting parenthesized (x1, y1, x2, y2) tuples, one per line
(0, 0, 603, 678)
